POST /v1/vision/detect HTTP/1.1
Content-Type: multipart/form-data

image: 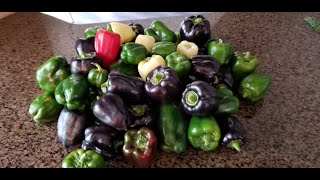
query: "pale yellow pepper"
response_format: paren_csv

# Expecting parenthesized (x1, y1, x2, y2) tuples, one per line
(138, 55, 166, 81)
(135, 35, 156, 53)
(176, 40, 199, 58)
(109, 22, 135, 44)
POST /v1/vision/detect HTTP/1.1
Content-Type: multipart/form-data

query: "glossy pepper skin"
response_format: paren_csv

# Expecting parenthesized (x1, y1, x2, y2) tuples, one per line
(180, 15, 211, 47)
(55, 74, 90, 111)
(138, 55, 166, 81)
(103, 71, 145, 104)
(128, 103, 154, 129)
(207, 39, 234, 65)
(75, 37, 95, 58)
(123, 127, 157, 168)
(158, 103, 187, 154)
(145, 65, 181, 102)
(82, 124, 122, 158)
(189, 55, 220, 86)
(95, 29, 121, 68)
(129, 23, 144, 39)
(217, 66, 235, 89)
(188, 116, 221, 151)
(36, 56, 70, 92)
(231, 51, 259, 80)
(238, 72, 272, 102)
(88, 63, 108, 88)
(165, 52, 191, 80)
(57, 108, 92, 147)
(70, 53, 102, 75)
(62, 149, 106, 168)
(84, 26, 101, 38)
(144, 20, 176, 42)
(181, 81, 219, 116)
(120, 42, 148, 65)
(217, 116, 246, 152)
(28, 91, 63, 125)
(108, 59, 139, 77)
(215, 84, 239, 116)
(93, 92, 129, 131)
(151, 42, 176, 59)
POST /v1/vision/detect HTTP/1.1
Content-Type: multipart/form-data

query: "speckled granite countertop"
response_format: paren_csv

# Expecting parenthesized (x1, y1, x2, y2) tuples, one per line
(1, 12, 319, 168)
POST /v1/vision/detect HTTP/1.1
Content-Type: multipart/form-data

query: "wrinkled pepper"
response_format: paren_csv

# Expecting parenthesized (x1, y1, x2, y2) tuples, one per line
(217, 116, 246, 152)
(151, 41, 176, 59)
(176, 40, 199, 58)
(88, 63, 108, 88)
(123, 127, 157, 168)
(144, 20, 176, 42)
(181, 81, 219, 116)
(95, 29, 121, 68)
(188, 116, 221, 151)
(238, 72, 272, 102)
(62, 149, 106, 168)
(231, 51, 259, 80)
(70, 53, 102, 75)
(93, 92, 129, 131)
(138, 55, 166, 81)
(215, 84, 239, 116)
(57, 108, 92, 147)
(165, 52, 191, 80)
(180, 15, 211, 47)
(108, 59, 139, 77)
(207, 39, 234, 65)
(120, 42, 148, 65)
(145, 65, 181, 102)
(28, 91, 63, 125)
(108, 22, 136, 44)
(189, 55, 220, 85)
(158, 103, 188, 154)
(36, 56, 70, 92)
(54, 74, 90, 111)
(82, 124, 122, 158)
(102, 71, 145, 104)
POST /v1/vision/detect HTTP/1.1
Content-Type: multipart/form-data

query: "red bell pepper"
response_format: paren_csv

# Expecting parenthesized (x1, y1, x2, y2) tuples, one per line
(94, 29, 121, 68)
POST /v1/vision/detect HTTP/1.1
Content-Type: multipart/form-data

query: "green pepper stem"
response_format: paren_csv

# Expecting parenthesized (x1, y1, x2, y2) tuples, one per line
(201, 133, 215, 148)
(194, 18, 203, 24)
(91, 62, 107, 73)
(213, 75, 219, 85)
(129, 105, 146, 117)
(244, 51, 251, 59)
(242, 91, 249, 98)
(227, 140, 242, 152)
(106, 23, 113, 32)
(133, 134, 148, 150)
(79, 52, 93, 59)
(100, 79, 109, 93)
(185, 90, 199, 106)
(150, 71, 165, 85)
(176, 57, 183, 62)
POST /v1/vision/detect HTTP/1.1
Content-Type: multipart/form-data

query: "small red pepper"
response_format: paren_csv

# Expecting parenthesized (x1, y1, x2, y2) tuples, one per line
(94, 29, 121, 68)
(122, 127, 157, 168)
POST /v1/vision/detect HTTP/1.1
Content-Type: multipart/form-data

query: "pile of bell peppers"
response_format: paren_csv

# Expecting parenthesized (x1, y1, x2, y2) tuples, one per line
(28, 15, 272, 168)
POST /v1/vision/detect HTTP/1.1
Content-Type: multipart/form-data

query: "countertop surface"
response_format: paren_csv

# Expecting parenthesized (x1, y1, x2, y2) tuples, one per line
(0, 12, 319, 168)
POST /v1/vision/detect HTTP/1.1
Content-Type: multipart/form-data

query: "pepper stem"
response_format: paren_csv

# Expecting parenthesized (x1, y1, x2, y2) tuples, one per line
(176, 57, 183, 62)
(242, 90, 249, 98)
(200, 133, 215, 148)
(185, 91, 199, 106)
(193, 17, 203, 24)
(129, 105, 146, 117)
(227, 140, 242, 152)
(244, 51, 251, 60)
(150, 71, 165, 85)
(106, 23, 113, 32)
(79, 52, 92, 59)
(100, 79, 109, 93)
(133, 134, 148, 150)
(218, 38, 223, 44)
(91, 62, 107, 73)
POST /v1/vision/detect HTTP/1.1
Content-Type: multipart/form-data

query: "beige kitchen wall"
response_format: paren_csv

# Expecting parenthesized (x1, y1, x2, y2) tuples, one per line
(0, 12, 15, 19)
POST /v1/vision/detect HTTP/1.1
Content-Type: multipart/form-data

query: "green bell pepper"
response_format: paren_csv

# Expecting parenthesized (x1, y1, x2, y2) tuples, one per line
(188, 116, 221, 151)
(36, 56, 70, 92)
(88, 63, 108, 88)
(144, 20, 176, 42)
(151, 42, 176, 59)
(108, 59, 139, 77)
(215, 84, 239, 116)
(174, 32, 181, 46)
(28, 91, 63, 125)
(231, 51, 259, 80)
(120, 42, 148, 65)
(62, 149, 106, 168)
(238, 72, 272, 102)
(55, 74, 90, 111)
(158, 103, 188, 154)
(207, 39, 234, 65)
(84, 26, 102, 38)
(165, 52, 191, 79)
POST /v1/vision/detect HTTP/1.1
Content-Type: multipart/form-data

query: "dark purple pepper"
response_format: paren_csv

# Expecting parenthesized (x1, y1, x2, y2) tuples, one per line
(75, 36, 95, 57)
(190, 55, 220, 85)
(70, 53, 102, 75)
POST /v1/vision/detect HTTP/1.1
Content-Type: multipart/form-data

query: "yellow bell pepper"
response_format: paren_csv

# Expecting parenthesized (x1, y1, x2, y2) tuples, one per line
(138, 55, 166, 81)
(109, 22, 135, 44)
(135, 35, 155, 53)
(176, 40, 199, 58)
